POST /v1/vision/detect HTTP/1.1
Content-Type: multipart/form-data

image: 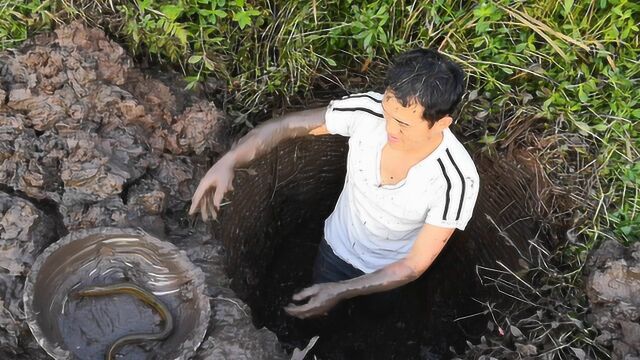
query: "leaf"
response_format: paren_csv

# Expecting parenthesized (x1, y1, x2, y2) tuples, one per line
(352, 21, 366, 30)
(574, 121, 591, 135)
(363, 32, 373, 48)
(233, 11, 251, 29)
(161, 5, 183, 21)
(563, 0, 574, 13)
(593, 123, 608, 132)
(571, 347, 586, 360)
(204, 57, 216, 70)
(578, 87, 589, 102)
(501, 67, 513, 74)
(213, 9, 227, 18)
(476, 22, 490, 33)
(515, 343, 537, 356)
(510, 325, 523, 337)
(174, 26, 189, 46)
(378, 28, 388, 44)
(290, 336, 319, 360)
(188, 55, 202, 64)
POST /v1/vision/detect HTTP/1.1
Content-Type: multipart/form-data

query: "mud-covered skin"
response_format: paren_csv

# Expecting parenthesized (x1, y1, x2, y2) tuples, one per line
(189, 107, 327, 221)
(74, 283, 174, 360)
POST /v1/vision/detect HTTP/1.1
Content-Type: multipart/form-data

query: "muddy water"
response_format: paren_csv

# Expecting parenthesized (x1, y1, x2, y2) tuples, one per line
(25, 229, 210, 359)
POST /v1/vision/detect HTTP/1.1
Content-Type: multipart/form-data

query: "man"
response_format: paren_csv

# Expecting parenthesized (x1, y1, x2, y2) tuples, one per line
(189, 48, 479, 319)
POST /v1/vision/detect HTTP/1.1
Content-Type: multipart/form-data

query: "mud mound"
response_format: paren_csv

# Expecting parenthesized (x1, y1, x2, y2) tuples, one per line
(0, 193, 60, 359)
(0, 21, 224, 222)
(0, 22, 285, 359)
(586, 240, 640, 359)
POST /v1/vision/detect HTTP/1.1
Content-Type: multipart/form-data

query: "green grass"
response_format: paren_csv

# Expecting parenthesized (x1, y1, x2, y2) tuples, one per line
(1, 0, 638, 357)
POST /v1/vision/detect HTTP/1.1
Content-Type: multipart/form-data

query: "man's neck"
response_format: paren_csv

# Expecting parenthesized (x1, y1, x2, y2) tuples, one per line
(394, 131, 445, 161)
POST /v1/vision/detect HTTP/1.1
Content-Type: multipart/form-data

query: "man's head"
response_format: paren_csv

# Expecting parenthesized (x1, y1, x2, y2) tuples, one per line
(382, 48, 465, 150)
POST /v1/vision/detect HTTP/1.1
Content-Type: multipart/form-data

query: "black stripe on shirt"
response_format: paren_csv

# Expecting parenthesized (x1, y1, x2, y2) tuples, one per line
(346, 94, 382, 103)
(332, 107, 383, 119)
(437, 158, 451, 220)
(446, 148, 466, 220)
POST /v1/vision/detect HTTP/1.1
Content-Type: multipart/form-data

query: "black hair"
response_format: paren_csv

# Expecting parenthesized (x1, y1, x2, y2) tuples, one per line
(384, 48, 465, 126)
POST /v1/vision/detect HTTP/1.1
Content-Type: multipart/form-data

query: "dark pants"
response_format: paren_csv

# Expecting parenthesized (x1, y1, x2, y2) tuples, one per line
(312, 238, 400, 315)
(312, 238, 364, 284)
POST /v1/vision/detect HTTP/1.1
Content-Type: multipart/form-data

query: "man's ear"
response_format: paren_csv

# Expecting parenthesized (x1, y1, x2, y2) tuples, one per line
(435, 116, 453, 130)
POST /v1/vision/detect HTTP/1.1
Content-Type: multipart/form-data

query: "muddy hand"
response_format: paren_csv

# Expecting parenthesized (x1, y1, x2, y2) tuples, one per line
(284, 283, 343, 319)
(189, 157, 235, 221)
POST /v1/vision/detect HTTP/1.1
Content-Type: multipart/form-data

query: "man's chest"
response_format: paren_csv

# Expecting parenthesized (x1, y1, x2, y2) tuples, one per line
(379, 146, 420, 186)
(345, 136, 442, 224)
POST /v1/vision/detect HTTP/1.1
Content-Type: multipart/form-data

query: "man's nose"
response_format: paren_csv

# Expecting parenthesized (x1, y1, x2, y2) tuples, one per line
(387, 122, 402, 136)
(386, 120, 396, 131)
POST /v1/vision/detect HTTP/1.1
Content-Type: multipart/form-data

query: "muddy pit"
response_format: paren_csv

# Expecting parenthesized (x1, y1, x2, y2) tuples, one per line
(0, 21, 585, 360)
(217, 136, 558, 359)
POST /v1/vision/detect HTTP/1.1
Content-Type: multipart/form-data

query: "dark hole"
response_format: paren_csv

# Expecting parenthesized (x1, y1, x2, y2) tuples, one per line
(217, 135, 550, 359)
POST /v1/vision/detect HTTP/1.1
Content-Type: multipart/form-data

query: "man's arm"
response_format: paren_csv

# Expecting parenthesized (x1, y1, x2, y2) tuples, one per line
(225, 108, 328, 166)
(189, 107, 328, 220)
(284, 224, 455, 319)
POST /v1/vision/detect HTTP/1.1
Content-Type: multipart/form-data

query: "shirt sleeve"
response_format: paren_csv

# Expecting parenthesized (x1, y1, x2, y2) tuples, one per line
(424, 165, 480, 231)
(324, 92, 384, 137)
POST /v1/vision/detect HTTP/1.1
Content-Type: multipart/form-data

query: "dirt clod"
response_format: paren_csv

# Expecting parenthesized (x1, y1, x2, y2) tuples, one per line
(586, 240, 640, 359)
(0, 193, 59, 358)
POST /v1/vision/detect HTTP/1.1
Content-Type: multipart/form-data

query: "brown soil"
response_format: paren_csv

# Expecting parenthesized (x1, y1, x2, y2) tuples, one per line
(586, 240, 640, 360)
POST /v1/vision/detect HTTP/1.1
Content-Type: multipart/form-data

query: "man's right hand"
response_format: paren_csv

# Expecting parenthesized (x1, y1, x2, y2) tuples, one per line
(189, 156, 236, 221)
(189, 107, 327, 221)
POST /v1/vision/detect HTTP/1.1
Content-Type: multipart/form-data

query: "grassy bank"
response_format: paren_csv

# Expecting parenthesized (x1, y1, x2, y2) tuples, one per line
(1, 0, 638, 357)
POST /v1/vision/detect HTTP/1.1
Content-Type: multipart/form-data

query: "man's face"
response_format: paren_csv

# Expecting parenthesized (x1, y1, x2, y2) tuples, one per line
(381, 91, 450, 151)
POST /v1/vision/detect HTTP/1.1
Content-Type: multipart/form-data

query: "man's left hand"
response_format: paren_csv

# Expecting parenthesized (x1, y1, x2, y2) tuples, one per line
(284, 283, 344, 319)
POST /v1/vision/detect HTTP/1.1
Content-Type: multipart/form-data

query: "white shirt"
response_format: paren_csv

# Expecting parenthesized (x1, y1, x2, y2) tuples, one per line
(323, 92, 480, 273)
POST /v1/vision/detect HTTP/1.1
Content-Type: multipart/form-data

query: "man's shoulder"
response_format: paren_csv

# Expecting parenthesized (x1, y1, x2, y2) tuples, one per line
(339, 91, 384, 102)
(325, 92, 385, 138)
(439, 129, 479, 180)
(331, 92, 384, 112)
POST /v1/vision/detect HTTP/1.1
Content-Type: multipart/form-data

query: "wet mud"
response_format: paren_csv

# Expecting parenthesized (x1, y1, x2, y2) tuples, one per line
(586, 240, 640, 359)
(0, 193, 62, 360)
(1, 22, 285, 359)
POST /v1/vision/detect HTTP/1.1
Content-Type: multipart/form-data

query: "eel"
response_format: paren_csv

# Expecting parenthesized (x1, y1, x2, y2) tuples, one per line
(73, 283, 174, 360)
